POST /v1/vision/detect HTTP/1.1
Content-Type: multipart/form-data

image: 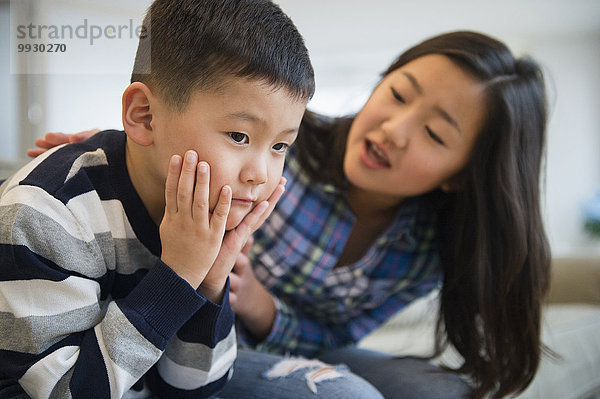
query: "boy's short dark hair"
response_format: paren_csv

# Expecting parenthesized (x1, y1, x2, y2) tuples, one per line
(131, 0, 315, 110)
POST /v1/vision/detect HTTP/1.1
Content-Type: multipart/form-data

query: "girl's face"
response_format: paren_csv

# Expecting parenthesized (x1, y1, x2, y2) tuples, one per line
(344, 54, 487, 205)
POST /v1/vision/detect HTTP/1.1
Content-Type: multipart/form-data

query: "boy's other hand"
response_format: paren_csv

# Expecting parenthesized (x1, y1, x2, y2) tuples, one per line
(199, 199, 268, 303)
(252, 176, 286, 234)
(229, 236, 276, 340)
(160, 151, 231, 292)
(26, 129, 100, 157)
(199, 176, 286, 302)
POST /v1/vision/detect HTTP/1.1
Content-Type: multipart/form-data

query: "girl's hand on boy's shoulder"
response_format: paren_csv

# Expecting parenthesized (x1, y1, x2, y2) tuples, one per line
(26, 129, 100, 157)
(160, 151, 232, 293)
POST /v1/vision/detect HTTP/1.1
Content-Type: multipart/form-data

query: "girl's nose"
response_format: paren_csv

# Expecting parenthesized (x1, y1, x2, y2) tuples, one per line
(381, 112, 414, 149)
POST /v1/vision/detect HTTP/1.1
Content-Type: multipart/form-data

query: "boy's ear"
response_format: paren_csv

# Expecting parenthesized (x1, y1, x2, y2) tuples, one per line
(122, 82, 155, 146)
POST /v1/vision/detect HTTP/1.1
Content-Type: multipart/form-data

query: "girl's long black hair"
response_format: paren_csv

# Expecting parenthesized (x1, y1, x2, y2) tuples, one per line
(295, 31, 551, 398)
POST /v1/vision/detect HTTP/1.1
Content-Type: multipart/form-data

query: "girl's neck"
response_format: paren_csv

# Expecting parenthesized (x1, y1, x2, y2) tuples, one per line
(346, 184, 403, 226)
(334, 185, 403, 268)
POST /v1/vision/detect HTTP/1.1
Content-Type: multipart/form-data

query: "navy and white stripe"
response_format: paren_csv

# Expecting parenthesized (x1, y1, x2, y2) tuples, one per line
(0, 130, 235, 398)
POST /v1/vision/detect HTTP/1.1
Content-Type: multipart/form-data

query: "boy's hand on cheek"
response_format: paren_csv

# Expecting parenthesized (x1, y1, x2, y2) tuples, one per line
(199, 199, 268, 302)
(159, 151, 231, 291)
(229, 237, 277, 339)
(252, 176, 287, 234)
(199, 176, 287, 302)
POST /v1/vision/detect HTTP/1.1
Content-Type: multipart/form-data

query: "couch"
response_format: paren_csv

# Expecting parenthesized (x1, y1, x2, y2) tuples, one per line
(358, 257, 600, 398)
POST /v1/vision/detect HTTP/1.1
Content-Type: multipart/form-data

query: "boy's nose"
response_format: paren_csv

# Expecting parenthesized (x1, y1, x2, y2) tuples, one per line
(240, 158, 268, 185)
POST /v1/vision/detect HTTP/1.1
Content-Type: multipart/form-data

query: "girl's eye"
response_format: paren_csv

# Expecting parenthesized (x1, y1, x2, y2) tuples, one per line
(391, 87, 405, 103)
(272, 143, 289, 153)
(228, 132, 248, 144)
(426, 126, 445, 146)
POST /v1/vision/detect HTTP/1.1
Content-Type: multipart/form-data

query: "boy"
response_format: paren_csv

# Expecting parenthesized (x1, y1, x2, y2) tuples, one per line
(0, 0, 313, 397)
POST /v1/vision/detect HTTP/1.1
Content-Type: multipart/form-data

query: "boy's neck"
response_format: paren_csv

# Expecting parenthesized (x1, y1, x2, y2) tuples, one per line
(125, 139, 165, 225)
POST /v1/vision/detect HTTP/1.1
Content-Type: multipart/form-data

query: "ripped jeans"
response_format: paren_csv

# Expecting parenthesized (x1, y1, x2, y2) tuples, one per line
(216, 347, 472, 399)
(215, 349, 383, 399)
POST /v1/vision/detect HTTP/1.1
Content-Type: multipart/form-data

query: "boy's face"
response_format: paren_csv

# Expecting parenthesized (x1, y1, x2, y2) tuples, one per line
(151, 78, 306, 230)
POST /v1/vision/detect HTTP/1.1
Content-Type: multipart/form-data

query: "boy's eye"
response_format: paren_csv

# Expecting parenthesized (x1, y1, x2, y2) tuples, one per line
(391, 87, 405, 103)
(228, 132, 249, 144)
(272, 143, 289, 153)
(426, 126, 445, 146)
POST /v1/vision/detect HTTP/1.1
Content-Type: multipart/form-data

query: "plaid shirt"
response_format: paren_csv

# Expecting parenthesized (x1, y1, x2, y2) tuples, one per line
(238, 146, 442, 357)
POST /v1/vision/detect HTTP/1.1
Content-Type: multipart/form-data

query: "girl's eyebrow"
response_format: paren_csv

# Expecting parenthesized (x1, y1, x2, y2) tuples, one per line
(402, 71, 423, 95)
(401, 71, 462, 134)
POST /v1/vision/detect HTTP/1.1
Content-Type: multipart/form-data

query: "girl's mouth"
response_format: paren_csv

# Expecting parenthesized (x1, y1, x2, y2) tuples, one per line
(360, 140, 391, 169)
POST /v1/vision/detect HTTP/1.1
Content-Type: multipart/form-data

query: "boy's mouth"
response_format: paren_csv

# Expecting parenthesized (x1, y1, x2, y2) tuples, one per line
(231, 196, 256, 207)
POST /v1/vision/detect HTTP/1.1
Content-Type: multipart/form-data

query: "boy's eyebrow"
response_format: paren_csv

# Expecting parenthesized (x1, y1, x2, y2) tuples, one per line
(401, 71, 462, 134)
(227, 111, 260, 122)
(225, 111, 299, 134)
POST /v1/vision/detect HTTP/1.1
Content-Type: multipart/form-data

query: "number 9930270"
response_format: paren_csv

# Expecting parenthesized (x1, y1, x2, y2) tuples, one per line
(17, 43, 66, 53)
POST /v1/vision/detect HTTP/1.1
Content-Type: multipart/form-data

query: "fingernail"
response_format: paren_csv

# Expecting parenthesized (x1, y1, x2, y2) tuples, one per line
(186, 151, 197, 162)
(198, 162, 208, 173)
(281, 177, 287, 186)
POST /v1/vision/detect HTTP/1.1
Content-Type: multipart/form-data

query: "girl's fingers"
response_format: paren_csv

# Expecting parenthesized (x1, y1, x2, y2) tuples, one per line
(177, 150, 198, 213)
(70, 129, 100, 143)
(43, 132, 72, 146)
(165, 155, 182, 214)
(210, 185, 232, 232)
(233, 250, 250, 274)
(229, 271, 241, 291)
(193, 161, 210, 222)
(229, 292, 238, 310)
(26, 148, 46, 158)
(34, 138, 54, 149)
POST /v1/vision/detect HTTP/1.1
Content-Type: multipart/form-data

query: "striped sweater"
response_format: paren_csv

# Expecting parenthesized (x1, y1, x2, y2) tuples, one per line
(0, 130, 236, 398)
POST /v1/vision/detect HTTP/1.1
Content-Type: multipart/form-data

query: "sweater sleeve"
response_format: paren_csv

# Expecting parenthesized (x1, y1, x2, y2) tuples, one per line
(0, 184, 233, 398)
(146, 278, 236, 397)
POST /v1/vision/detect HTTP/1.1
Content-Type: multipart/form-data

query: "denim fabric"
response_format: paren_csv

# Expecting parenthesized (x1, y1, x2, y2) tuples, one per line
(216, 349, 384, 399)
(318, 347, 471, 399)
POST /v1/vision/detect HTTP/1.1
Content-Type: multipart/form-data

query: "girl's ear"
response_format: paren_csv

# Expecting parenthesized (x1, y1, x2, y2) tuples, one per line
(122, 82, 155, 146)
(440, 173, 464, 193)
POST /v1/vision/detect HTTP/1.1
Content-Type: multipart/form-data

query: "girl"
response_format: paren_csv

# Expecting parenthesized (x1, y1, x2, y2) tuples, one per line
(31, 31, 550, 398)
(230, 30, 550, 399)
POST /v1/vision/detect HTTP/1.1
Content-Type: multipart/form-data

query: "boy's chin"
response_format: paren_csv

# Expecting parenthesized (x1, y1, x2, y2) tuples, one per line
(224, 210, 249, 231)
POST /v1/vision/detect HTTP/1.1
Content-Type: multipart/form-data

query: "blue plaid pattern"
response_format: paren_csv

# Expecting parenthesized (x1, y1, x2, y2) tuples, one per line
(238, 146, 442, 357)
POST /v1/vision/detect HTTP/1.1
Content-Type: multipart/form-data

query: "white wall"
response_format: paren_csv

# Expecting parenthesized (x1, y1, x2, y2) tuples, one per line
(0, 1, 18, 160)
(536, 34, 600, 255)
(1, 0, 599, 255)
